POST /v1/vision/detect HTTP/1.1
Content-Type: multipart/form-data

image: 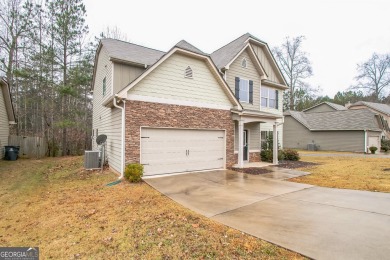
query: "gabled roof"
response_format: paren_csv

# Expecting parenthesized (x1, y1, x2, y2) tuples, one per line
(284, 109, 382, 131)
(174, 40, 206, 56)
(349, 101, 390, 116)
(116, 41, 243, 110)
(303, 101, 347, 112)
(210, 33, 287, 85)
(100, 38, 165, 66)
(0, 77, 16, 124)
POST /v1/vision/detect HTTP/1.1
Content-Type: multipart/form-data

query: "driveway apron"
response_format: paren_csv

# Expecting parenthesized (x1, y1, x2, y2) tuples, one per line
(144, 169, 390, 260)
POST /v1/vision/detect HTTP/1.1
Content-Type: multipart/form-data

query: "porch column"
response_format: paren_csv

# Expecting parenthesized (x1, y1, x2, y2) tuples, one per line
(238, 119, 244, 168)
(273, 124, 278, 165)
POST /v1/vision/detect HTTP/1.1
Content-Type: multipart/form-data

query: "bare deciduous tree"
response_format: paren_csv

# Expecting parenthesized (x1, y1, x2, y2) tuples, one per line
(352, 53, 390, 101)
(272, 36, 313, 110)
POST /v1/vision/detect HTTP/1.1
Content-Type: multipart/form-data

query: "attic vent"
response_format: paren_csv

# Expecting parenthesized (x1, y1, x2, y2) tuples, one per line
(184, 66, 193, 78)
(242, 58, 247, 68)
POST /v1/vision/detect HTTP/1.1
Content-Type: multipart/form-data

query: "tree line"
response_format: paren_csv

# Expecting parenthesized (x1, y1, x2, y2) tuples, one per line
(0, 0, 94, 156)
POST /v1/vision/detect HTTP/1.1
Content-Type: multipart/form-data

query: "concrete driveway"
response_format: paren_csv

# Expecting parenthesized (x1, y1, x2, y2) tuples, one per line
(145, 169, 390, 260)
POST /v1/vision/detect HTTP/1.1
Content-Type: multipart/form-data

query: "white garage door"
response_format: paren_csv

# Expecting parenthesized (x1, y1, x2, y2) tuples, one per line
(141, 128, 225, 176)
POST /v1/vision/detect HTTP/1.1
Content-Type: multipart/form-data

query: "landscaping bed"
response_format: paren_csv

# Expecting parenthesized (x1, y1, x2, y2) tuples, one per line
(278, 160, 319, 169)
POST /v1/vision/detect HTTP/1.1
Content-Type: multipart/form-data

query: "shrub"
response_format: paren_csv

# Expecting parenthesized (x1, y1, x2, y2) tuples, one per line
(282, 149, 300, 161)
(382, 146, 389, 152)
(124, 163, 144, 182)
(260, 150, 284, 162)
(369, 146, 377, 154)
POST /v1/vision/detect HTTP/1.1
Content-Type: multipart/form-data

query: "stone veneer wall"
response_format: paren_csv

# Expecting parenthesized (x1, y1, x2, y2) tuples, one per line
(125, 100, 235, 167)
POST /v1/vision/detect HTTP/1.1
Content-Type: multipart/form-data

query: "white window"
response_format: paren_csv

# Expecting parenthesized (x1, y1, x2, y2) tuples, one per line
(184, 66, 193, 78)
(241, 58, 247, 68)
(261, 87, 278, 109)
(239, 79, 249, 103)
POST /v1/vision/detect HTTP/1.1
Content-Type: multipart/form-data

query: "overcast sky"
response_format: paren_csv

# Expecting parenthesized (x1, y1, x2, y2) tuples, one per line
(84, 0, 390, 97)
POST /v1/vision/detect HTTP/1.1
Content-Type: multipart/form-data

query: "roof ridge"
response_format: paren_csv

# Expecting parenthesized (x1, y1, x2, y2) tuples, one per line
(102, 38, 165, 53)
(211, 33, 250, 55)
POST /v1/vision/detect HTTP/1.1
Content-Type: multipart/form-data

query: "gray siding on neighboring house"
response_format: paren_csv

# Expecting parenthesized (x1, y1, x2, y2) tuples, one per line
(283, 116, 365, 152)
(305, 103, 337, 113)
(0, 86, 9, 158)
(92, 47, 122, 173)
(227, 49, 261, 110)
(113, 63, 144, 94)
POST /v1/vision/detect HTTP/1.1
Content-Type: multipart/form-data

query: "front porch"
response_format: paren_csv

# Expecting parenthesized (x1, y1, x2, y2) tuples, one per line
(232, 109, 283, 168)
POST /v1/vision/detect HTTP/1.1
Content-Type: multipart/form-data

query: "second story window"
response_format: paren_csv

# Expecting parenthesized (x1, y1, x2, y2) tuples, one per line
(235, 77, 253, 104)
(261, 87, 279, 109)
(239, 79, 249, 102)
(102, 77, 106, 96)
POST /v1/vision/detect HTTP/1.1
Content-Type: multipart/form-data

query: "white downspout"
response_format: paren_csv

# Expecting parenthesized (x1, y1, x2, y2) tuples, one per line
(364, 129, 367, 153)
(113, 96, 125, 179)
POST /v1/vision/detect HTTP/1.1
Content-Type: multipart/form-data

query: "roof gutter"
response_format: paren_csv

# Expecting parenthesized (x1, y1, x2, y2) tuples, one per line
(113, 95, 126, 179)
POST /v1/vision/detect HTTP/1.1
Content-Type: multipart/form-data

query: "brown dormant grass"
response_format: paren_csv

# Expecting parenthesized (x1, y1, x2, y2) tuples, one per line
(290, 155, 390, 192)
(0, 157, 304, 259)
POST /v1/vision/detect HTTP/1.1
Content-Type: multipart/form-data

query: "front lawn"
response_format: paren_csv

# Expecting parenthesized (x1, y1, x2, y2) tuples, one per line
(290, 155, 390, 192)
(0, 157, 303, 259)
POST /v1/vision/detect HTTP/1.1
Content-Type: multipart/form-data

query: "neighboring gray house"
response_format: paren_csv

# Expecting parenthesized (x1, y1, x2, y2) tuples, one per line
(303, 101, 347, 113)
(0, 78, 16, 158)
(283, 109, 383, 152)
(347, 101, 390, 139)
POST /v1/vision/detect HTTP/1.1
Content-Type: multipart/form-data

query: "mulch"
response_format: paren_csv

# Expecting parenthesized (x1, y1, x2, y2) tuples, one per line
(277, 160, 319, 169)
(230, 160, 319, 175)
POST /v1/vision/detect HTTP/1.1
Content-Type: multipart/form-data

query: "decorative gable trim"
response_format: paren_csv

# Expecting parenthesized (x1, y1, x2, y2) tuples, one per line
(224, 43, 267, 80)
(0, 78, 16, 124)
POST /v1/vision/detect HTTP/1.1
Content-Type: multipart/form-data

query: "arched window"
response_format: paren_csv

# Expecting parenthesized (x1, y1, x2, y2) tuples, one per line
(241, 58, 247, 68)
(184, 66, 193, 78)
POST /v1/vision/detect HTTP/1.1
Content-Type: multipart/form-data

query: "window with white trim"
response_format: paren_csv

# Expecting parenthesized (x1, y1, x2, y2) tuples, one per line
(239, 79, 249, 103)
(261, 87, 278, 109)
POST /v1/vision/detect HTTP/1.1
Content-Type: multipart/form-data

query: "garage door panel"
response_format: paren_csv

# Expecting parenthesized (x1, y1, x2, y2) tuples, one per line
(141, 128, 225, 176)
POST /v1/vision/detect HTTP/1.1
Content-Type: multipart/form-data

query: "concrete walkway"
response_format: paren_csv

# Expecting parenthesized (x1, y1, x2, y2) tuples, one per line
(145, 169, 390, 260)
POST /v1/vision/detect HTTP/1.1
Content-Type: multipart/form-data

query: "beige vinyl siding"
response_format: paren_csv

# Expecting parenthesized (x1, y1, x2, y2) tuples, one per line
(0, 87, 9, 158)
(260, 82, 283, 116)
(234, 122, 261, 151)
(113, 63, 144, 94)
(227, 49, 261, 110)
(283, 116, 365, 152)
(251, 44, 283, 84)
(305, 104, 337, 113)
(92, 47, 122, 173)
(128, 53, 233, 107)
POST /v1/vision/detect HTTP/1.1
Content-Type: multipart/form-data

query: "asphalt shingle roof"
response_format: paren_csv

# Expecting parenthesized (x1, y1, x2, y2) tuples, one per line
(101, 38, 165, 66)
(286, 109, 382, 131)
(303, 102, 347, 112)
(174, 40, 207, 55)
(349, 101, 390, 116)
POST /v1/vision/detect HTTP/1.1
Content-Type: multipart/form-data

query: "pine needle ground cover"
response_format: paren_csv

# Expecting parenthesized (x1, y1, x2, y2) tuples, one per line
(0, 157, 304, 259)
(290, 155, 390, 192)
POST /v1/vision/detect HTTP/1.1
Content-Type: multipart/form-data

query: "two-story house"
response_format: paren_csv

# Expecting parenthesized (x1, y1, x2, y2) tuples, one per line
(92, 33, 288, 177)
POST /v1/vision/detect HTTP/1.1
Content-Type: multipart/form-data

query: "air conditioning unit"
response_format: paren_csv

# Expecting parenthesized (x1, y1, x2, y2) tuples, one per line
(307, 143, 319, 151)
(84, 151, 101, 169)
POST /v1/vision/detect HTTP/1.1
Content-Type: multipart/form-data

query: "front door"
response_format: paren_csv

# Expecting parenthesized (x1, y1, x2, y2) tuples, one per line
(243, 130, 248, 161)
